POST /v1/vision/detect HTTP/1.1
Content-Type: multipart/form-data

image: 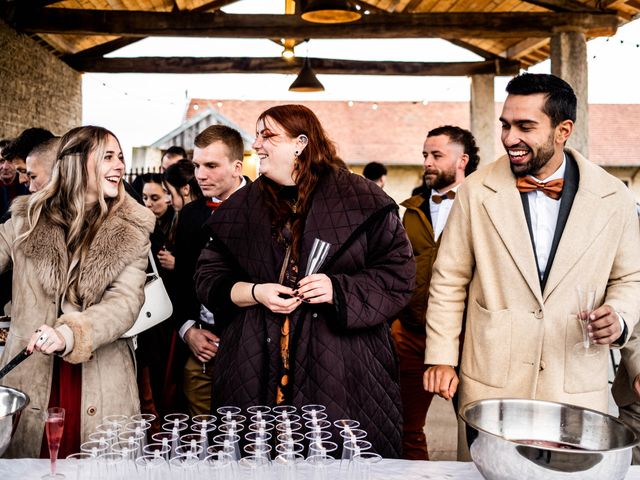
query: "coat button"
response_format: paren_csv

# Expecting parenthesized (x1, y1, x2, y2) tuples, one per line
(312, 313, 318, 318)
(87, 406, 97, 416)
(534, 309, 543, 319)
(539, 361, 546, 371)
(266, 337, 271, 343)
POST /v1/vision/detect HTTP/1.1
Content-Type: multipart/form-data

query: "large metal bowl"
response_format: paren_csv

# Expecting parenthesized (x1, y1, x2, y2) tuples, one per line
(460, 398, 638, 480)
(0, 386, 29, 457)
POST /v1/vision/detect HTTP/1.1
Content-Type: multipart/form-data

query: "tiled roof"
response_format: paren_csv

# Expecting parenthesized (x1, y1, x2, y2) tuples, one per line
(186, 99, 640, 168)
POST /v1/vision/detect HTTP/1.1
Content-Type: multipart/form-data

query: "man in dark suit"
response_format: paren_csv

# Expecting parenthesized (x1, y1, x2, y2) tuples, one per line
(173, 125, 249, 415)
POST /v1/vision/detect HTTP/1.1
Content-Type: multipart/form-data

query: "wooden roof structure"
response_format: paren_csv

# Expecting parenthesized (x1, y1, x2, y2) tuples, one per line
(1, 0, 638, 77)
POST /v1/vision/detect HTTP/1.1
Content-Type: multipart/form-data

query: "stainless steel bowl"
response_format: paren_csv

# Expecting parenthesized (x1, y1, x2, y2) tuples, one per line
(0, 386, 29, 457)
(460, 398, 638, 480)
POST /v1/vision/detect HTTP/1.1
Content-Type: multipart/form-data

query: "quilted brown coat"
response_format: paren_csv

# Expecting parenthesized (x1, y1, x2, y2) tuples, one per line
(0, 195, 155, 458)
(195, 168, 415, 458)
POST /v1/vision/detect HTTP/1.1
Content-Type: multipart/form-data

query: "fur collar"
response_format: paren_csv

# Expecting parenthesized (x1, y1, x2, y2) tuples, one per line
(12, 195, 155, 304)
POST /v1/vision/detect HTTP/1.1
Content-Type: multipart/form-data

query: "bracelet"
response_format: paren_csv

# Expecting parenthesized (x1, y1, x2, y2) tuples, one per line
(251, 283, 259, 303)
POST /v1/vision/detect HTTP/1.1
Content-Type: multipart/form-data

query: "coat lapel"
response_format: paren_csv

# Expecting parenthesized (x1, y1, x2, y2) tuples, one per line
(540, 152, 579, 292)
(482, 160, 543, 304)
(542, 150, 617, 300)
(301, 170, 395, 275)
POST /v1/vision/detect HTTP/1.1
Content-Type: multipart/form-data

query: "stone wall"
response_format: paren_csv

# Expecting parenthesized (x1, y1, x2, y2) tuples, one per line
(0, 20, 81, 138)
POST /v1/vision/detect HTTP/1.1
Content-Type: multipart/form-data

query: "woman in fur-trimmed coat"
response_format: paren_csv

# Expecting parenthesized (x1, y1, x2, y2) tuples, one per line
(0, 126, 155, 458)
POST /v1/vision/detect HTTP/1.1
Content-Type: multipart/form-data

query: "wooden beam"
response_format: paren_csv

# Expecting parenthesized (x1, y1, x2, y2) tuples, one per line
(505, 37, 549, 58)
(61, 37, 143, 62)
(66, 56, 522, 76)
(192, 0, 240, 12)
(447, 39, 505, 60)
(519, 0, 605, 12)
(12, 9, 619, 39)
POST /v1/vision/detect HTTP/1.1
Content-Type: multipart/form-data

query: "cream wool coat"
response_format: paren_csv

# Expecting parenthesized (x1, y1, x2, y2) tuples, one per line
(0, 195, 155, 458)
(425, 148, 640, 413)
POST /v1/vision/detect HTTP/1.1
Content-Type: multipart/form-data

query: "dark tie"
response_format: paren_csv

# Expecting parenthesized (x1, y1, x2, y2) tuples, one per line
(516, 177, 564, 200)
(431, 190, 456, 204)
(206, 199, 222, 212)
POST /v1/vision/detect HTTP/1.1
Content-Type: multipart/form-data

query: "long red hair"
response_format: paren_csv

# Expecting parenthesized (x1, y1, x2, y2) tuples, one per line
(257, 104, 345, 261)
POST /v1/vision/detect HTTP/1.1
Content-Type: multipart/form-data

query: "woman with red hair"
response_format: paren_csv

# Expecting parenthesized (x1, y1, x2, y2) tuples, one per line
(195, 104, 415, 458)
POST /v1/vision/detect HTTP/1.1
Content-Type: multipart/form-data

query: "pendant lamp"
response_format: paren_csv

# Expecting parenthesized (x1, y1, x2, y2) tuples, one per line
(288, 58, 325, 92)
(301, 0, 362, 24)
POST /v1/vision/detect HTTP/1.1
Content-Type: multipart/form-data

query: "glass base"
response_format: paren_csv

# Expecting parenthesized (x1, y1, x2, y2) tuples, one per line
(42, 474, 65, 479)
(572, 341, 599, 357)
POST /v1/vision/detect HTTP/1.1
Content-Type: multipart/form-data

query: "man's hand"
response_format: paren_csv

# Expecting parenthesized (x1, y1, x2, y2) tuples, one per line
(184, 327, 219, 363)
(424, 365, 459, 400)
(633, 374, 640, 400)
(588, 304, 621, 345)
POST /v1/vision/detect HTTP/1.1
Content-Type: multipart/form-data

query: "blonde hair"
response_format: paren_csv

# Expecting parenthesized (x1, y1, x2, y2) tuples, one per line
(18, 126, 126, 307)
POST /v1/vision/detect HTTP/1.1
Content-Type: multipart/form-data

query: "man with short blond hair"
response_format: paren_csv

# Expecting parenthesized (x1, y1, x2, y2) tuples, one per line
(173, 125, 248, 415)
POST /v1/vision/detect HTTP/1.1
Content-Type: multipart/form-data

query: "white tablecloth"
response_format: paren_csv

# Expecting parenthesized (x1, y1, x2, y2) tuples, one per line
(1, 459, 639, 480)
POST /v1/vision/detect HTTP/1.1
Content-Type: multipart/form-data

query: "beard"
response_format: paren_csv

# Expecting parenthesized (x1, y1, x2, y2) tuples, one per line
(423, 166, 457, 192)
(508, 132, 556, 178)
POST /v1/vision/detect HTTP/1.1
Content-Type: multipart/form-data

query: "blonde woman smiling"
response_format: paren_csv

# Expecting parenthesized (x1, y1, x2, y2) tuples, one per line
(0, 126, 155, 458)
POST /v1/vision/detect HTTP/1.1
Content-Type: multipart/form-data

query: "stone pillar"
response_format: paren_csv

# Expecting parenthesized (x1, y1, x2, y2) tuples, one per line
(551, 29, 588, 157)
(470, 74, 495, 166)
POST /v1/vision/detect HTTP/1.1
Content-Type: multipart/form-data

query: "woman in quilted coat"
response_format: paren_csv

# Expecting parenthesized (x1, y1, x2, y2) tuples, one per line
(195, 104, 415, 458)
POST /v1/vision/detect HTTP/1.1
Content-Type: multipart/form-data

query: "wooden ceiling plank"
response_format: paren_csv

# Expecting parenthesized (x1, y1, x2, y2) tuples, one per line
(14, 9, 620, 39)
(67, 56, 522, 75)
(447, 39, 505, 59)
(519, 0, 608, 12)
(400, 0, 423, 12)
(505, 37, 549, 57)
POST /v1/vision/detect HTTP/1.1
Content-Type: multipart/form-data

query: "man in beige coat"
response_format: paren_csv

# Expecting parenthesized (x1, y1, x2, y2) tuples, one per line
(613, 323, 640, 464)
(424, 73, 640, 443)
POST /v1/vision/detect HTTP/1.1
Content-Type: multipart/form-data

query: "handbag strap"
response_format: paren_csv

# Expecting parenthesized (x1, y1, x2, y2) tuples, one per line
(148, 251, 160, 276)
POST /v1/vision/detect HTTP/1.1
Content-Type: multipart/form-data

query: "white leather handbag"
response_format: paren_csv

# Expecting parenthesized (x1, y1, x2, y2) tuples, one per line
(121, 252, 173, 338)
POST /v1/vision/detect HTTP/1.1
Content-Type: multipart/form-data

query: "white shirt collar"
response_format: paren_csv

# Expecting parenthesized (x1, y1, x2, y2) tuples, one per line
(211, 176, 247, 203)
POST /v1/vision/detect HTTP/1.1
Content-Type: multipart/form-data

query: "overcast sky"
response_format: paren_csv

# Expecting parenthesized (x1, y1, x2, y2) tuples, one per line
(82, 0, 640, 159)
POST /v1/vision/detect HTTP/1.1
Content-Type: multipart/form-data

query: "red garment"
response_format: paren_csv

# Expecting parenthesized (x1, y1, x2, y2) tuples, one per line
(40, 357, 82, 459)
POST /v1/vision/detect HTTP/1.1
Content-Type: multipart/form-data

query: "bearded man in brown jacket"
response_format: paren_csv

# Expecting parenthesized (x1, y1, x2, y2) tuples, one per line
(392, 125, 480, 459)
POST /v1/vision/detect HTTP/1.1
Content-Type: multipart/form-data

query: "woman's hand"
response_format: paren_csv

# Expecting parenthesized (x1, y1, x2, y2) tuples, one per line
(157, 249, 175, 271)
(295, 274, 333, 305)
(27, 325, 66, 355)
(254, 283, 301, 314)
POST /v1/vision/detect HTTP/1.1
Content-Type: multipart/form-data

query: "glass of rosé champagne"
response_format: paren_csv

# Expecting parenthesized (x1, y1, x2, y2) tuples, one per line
(43, 407, 65, 479)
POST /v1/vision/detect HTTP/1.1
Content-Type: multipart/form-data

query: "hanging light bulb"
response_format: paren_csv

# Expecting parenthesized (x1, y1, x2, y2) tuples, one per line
(282, 45, 295, 59)
(289, 58, 325, 92)
(301, 0, 362, 24)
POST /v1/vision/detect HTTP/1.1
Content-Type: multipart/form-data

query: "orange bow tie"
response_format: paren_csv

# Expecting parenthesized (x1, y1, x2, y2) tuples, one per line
(431, 190, 456, 204)
(516, 177, 564, 200)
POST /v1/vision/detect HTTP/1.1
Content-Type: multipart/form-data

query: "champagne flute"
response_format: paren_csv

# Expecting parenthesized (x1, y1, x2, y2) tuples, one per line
(43, 407, 65, 479)
(573, 286, 599, 357)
